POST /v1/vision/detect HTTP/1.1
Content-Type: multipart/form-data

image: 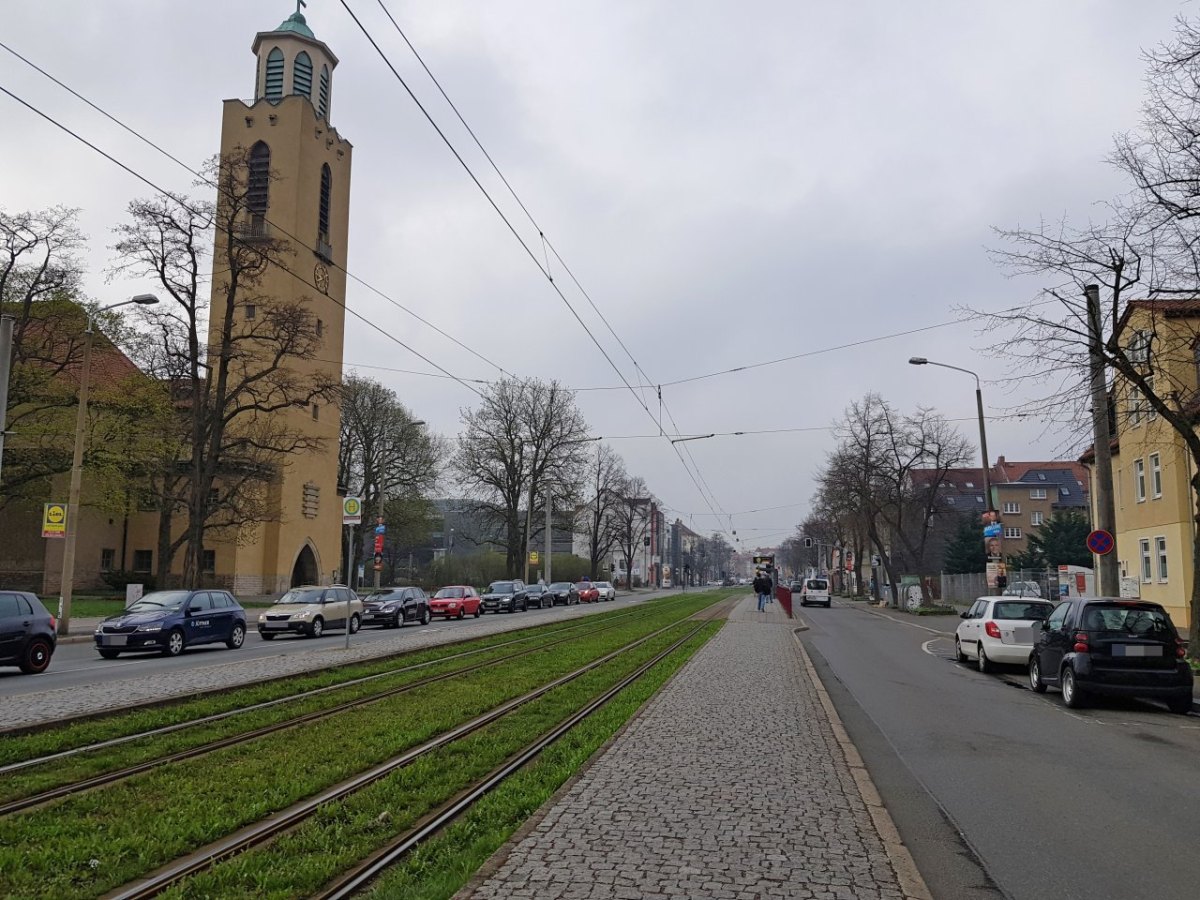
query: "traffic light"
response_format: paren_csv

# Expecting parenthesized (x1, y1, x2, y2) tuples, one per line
(803, 537, 813, 548)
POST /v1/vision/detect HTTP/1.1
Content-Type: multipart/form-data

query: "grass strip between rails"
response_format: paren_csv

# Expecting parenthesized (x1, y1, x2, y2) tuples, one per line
(0, 594, 721, 806)
(0, 592, 715, 765)
(157, 621, 723, 899)
(0, 597, 725, 899)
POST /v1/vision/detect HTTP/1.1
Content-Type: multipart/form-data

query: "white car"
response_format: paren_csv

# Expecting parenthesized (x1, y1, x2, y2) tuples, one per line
(797, 577, 831, 608)
(594, 581, 616, 601)
(955, 596, 1055, 672)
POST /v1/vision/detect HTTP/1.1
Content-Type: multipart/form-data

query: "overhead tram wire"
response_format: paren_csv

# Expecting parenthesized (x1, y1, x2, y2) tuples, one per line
(0, 83, 490, 400)
(0, 39, 511, 379)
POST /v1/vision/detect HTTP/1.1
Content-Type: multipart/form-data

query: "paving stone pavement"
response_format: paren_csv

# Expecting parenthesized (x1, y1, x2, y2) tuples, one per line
(461, 596, 916, 900)
(0, 593, 672, 731)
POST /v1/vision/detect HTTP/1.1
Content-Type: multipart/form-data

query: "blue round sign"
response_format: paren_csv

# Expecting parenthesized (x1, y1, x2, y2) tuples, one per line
(1086, 529, 1114, 555)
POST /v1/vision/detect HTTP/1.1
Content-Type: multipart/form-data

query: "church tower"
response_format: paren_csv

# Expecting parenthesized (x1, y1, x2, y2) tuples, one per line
(207, 5, 352, 593)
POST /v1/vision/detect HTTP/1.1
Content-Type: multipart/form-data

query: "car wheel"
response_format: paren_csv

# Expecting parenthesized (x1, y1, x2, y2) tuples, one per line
(457, 608, 466, 620)
(1061, 666, 1086, 708)
(420, 606, 432, 626)
(955, 637, 967, 663)
(309, 617, 325, 639)
(1028, 655, 1047, 693)
(226, 622, 246, 650)
(19, 637, 53, 674)
(261, 633, 276, 640)
(99, 648, 121, 659)
(349, 614, 361, 634)
(1167, 695, 1193, 715)
(393, 612, 404, 629)
(163, 628, 185, 657)
(977, 644, 993, 674)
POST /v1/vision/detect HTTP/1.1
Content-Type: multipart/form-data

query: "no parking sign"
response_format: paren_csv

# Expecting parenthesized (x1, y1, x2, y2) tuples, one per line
(1086, 529, 1114, 555)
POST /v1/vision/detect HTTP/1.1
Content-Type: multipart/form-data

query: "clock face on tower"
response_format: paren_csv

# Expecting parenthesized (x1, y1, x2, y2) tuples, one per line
(314, 263, 330, 294)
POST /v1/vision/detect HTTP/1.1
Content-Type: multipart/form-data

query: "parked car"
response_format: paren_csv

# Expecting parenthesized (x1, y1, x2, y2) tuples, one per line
(430, 585, 481, 619)
(481, 580, 528, 614)
(525, 584, 552, 609)
(576, 582, 600, 603)
(956, 596, 1055, 672)
(1028, 598, 1193, 713)
(362, 586, 430, 628)
(96, 589, 247, 658)
(595, 581, 616, 601)
(1002, 581, 1043, 598)
(546, 581, 579, 606)
(798, 578, 831, 608)
(0, 591, 57, 674)
(257, 585, 362, 639)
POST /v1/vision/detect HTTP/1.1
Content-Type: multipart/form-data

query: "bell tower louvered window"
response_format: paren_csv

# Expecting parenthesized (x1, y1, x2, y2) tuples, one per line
(293, 51, 313, 99)
(317, 163, 333, 260)
(318, 65, 330, 119)
(247, 142, 271, 236)
(264, 47, 284, 100)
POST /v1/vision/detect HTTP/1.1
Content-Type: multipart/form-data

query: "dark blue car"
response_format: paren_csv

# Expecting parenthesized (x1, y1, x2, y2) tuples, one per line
(94, 590, 247, 658)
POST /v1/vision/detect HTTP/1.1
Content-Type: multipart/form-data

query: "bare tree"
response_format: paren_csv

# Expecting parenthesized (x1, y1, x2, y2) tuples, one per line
(612, 475, 654, 589)
(579, 444, 627, 578)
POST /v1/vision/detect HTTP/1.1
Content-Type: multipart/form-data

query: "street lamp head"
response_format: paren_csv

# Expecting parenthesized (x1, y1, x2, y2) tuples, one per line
(908, 357, 928, 366)
(131, 293, 160, 306)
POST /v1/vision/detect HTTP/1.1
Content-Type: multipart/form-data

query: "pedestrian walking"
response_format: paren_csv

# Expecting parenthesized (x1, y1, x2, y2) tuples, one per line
(753, 572, 769, 612)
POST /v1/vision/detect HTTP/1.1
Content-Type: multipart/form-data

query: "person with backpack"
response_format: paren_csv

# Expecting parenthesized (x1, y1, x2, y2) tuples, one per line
(753, 571, 769, 612)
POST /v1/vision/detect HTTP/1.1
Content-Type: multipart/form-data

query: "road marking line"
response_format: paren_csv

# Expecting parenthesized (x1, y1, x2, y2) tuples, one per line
(836, 601, 955, 637)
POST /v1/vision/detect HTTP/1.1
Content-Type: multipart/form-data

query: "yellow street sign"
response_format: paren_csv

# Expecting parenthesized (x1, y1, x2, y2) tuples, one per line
(528, 550, 540, 564)
(42, 503, 67, 538)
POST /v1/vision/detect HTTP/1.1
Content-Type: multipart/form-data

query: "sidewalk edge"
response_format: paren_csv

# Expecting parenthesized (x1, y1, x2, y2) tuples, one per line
(792, 630, 933, 900)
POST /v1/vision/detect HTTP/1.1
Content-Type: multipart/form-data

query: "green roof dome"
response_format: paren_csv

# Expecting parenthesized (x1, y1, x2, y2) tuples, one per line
(276, 11, 315, 39)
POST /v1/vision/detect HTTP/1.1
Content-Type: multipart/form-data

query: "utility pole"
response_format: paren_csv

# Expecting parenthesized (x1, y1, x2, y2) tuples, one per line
(1086, 283, 1120, 597)
(544, 488, 553, 585)
(0, 315, 14, 489)
(58, 323, 94, 636)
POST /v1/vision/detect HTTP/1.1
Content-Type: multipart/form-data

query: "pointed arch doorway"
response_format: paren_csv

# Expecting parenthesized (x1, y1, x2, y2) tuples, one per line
(291, 544, 319, 587)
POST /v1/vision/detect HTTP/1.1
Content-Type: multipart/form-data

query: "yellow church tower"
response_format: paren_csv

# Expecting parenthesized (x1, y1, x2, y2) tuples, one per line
(207, 5, 352, 593)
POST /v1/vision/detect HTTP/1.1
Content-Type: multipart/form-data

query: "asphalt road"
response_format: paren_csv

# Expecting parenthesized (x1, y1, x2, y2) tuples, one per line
(800, 599, 1200, 900)
(0, 587, 683, 699)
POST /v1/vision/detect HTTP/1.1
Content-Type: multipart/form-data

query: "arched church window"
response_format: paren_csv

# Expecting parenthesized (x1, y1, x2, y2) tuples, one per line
(264, 47, 285, 100)
(248, 141, 271, 234)
(318, 65, 330, 119)
(293, 51, 313, 99)
(318, 163, 332, 248)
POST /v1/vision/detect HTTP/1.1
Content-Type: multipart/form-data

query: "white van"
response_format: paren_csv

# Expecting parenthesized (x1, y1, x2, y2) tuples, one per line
(799, 578, 831, 608)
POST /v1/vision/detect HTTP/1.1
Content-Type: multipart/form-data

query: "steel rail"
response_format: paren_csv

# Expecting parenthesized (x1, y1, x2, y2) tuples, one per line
(2, 594, 691, 776)
(104, 613, 707, 900)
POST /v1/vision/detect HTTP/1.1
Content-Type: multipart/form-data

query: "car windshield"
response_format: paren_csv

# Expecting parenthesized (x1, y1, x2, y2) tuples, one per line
(488, 582, 515, 594)
(435, 588, 465, 599)
(807, 580, 828, 591)
(1083, 604, 1174, 636)
(126, 591, 190, 612)
(575, 582, 592, 589)
(527, 585, 544, 593)
(993, 601, 1053, 620)
(275, 588, 324, 606)
(596, 582, 612, 589)
(549, 582, 571, 591)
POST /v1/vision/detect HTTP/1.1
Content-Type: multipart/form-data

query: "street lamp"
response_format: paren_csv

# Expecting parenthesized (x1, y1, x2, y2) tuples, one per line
(907, 357, 992, 513)
(59, 294, 159, 635)
(522, 436, 602, 583)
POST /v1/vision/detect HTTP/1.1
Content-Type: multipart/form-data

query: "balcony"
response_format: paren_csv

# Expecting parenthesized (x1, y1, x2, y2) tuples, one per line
(234, 217, 271, 241)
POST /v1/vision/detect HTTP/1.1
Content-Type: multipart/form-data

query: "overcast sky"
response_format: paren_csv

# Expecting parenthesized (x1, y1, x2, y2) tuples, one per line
(1, 1, 1188, 550)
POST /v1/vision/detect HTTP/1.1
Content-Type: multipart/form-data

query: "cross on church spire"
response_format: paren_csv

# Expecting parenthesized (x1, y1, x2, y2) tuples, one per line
(296, 0, 307, 13)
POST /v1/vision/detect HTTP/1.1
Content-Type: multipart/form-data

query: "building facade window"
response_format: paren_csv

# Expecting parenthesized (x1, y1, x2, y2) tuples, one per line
(312, 403, 319, 421)
(247, 141, 271, 231)
(1150, 453, 1162, 498)
(1029, 488, 1047, 499)
(293, 51, 313, 98)
(1135, 458, 1146, 502)
(264, 47, 285, 99)
(318, 65, 330, 118)
(132, 550, 153, 573)
(1129, 383, 1144, 425)
(245, 303, 256, 320)
(1004, 526, 1022, 539)
(1031, 511, 1044, 527)
(1140, 539, 1152, 583)
(1155, 537, 1168, 582)
(318, 163, 332, 246)
(1003, 501, 1020, 514)
(100, 548, 115, 571)
(1146, 375, 1157, 420)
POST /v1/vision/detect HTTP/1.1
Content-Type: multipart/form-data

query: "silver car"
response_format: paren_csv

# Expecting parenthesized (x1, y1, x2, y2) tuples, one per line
(594, 581, 617, 601)
(257, 585, 363, 639)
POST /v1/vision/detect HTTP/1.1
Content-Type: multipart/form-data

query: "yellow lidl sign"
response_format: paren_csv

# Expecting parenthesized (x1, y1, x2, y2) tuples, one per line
(42, 503, 67, 538)
(528, 550, 540, 564)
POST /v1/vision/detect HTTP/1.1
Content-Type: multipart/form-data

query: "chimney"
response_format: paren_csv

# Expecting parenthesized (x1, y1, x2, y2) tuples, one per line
(995, 455, 1005, 466)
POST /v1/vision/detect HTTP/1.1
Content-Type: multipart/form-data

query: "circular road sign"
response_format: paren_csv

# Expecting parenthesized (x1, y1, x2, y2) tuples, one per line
(1086, 529, 1115, 555)
(45, 504, 66, 524)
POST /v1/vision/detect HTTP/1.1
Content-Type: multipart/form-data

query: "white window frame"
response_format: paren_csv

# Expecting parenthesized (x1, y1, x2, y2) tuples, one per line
(1004, 526, 1023, 539)
(1146, 375, 1157, 420)
(1031, 511, 1044, 527)
(1029, 488, 1047, 500)
(1003, 501, 1020, 514)
(1150, 452, 1162, 499)
(1155, 536, 1168, 582)
(1129, 383, 1144, 426)
(1140, 538, 1152, 583)
(1135, 458, 1146, 503)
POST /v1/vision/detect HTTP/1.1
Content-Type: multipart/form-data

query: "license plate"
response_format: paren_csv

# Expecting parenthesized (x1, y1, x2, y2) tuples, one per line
(1013, 627, 1034, 644)
(263, 623, 288, 630)
(1113, 644, 1162, 657)
(102, 635, 128, 646)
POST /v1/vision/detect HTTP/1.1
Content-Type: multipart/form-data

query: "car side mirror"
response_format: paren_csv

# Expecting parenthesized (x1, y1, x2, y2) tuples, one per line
(960, 611, 969, 619)
(1041, 620, 1050, 631)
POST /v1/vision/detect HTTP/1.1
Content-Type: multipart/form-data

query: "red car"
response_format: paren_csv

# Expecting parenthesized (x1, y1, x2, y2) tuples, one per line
(429, 586, 482, 620)
(575, 582, 600, 603)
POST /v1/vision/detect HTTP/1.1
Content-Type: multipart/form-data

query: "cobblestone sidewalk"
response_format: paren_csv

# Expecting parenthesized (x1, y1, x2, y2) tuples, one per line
(460, 596, 926, 900)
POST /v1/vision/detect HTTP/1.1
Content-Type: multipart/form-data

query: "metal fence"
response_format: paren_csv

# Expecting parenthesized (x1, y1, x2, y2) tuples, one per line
(940, 569, 1061, 605)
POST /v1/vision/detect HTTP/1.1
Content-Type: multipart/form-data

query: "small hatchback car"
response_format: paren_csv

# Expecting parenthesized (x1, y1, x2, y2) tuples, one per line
(95, 590, 247, 658)
(429, 586, 481, 619)
(956, 597, 1054, 672)
(1028, 598, 1193, 713)
(575, 582, 600, 603)
(0, 591, 57, 674)
(362, 587, 430, 628)
(257, 585, 362, 639)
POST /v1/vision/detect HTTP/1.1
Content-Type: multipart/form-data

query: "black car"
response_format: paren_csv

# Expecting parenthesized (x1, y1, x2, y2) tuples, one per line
(546, 581, 579, 606)
(481, 580, 528, 614)
(362, 587, 431, 628)
(0, 591, 57, 675)
(525, 585, 551, 609)
(1028, 597, 1193, 713)
(95, 590, 247, 658)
